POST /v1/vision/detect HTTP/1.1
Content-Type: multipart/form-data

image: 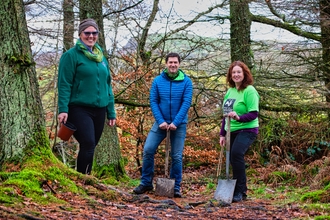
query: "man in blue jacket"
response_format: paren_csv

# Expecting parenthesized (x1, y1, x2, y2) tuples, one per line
(133, 52, 193, 198)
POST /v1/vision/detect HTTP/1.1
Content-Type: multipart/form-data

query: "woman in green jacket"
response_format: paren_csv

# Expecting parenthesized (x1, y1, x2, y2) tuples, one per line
(57, 18, 116, 174)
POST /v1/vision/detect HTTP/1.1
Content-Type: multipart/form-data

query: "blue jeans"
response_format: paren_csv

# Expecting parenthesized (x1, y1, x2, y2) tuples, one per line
(230, 131, 257, 195)
(140, 122, 187, 191)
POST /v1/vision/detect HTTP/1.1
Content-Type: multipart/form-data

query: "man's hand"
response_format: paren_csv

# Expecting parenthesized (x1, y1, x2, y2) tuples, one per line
(159, 122, 168, 130)
(168, 123, 177, 130)
(107, 119, 116, 127)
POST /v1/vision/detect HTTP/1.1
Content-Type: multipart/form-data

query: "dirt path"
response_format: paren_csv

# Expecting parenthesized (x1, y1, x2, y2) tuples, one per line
(0, 189, 311, 220)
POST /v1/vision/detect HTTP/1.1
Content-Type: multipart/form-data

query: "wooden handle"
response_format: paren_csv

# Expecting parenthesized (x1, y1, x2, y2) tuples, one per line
(165, 130, 170, 177)
(225, 116, 231, 151)
(225, 116, 231, 179)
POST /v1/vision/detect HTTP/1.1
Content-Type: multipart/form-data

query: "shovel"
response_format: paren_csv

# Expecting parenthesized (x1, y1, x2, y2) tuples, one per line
(214, 116, 237, 204)
(155, 130, 175, 197)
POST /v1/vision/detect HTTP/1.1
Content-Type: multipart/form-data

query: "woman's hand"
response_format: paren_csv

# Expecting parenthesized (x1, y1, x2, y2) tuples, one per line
(107, 119, 116, 127)
(58, 113, 68, 124)
(219, 136, 226, 147)
(226, 111, 240, 121)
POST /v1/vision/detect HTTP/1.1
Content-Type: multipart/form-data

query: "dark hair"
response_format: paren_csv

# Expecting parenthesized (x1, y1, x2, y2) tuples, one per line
(226, 61, 254, 91)
(165, 52, 181, 63)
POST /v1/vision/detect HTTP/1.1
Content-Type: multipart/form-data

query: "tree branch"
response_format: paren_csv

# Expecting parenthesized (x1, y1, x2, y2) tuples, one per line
(103, 0, 145, 17)
(251, 14, 321, 42)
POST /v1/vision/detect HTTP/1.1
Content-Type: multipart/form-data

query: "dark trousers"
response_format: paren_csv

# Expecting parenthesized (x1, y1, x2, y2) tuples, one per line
(230, 131, 257, 195)
(67, 105, 106, 174)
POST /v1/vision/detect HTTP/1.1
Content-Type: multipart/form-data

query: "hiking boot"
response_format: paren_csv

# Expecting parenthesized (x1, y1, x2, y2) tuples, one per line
(232, 192, 243, 202)
(133, 184, 153, 194)
(174, 190, 182, 198)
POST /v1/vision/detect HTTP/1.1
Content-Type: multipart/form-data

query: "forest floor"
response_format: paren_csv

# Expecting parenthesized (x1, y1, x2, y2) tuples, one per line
(0, 166, 326, 220)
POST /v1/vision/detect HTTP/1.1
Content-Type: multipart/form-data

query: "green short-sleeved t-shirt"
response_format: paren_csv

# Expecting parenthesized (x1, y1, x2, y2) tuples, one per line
(223, 85, 260, 132)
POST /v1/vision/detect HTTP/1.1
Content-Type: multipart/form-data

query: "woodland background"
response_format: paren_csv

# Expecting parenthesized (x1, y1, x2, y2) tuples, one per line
(0, 0, 330, 219)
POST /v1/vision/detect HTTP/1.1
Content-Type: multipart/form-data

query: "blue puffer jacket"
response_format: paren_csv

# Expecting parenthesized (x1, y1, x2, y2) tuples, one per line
(150, 69, 193, 126)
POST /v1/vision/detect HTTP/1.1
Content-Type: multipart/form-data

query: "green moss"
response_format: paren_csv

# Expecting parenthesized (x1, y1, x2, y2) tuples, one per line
(0, 124, 127, 208)
(322, 177, 330, 189)
(267, 171, 296, 185)
(252, 187, 275, 199)
(10, 54, 36, 72)
(0, 126, 86, 205)
(185, 161, 208, 168)
(303, 203, 330, 215)
(0, 187, 17, 203)
(0, 196, 13, 204)
(246, 168, 259, 176)
(43, 167, 80, 194)
(5, 170, 44, 190)
(314, 216, 330, 220)
(301, 190, 324, 203)
(1, 169, 70, 204)
(93, 158, 128, 184)
(325, 182, 330, 191)
(206, 182, 216, 194)
(85, 186, 117, 201)
(125, 179, 141, 188)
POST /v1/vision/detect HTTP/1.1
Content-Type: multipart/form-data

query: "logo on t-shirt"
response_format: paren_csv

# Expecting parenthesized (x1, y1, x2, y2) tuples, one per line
(223, 99, 235, 114)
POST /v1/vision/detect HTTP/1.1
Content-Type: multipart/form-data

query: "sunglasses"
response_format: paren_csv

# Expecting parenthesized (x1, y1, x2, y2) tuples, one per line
(83, 31, 99, 36)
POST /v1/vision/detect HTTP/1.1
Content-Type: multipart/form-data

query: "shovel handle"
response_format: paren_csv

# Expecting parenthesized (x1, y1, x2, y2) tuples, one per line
(216, 144, 224, 178)
(225, 116, 231, 180)
(165, 130, 170, 178)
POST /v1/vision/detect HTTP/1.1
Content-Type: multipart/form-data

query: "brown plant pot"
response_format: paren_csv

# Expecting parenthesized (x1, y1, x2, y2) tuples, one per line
(57, 122, 77, 141)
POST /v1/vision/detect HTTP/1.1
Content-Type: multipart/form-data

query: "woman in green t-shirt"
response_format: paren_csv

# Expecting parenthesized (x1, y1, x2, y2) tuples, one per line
(219, 61, 259, 202)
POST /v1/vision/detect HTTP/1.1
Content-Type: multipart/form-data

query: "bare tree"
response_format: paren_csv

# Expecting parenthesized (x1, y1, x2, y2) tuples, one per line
(249, 0, 329, 113)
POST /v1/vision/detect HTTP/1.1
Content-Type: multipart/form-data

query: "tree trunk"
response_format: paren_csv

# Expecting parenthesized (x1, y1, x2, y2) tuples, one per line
(230, 0, 252, 68)
(0, 0, 47, 166)
(320, 0, 330, 117)
(93, 124, 125, 178)
(79, 0, 106, 52)
(78, 0, 125, 177)
(63, 0, 75, 52)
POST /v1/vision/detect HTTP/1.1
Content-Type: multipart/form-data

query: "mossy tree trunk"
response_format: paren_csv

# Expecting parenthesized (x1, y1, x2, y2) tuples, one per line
(94, 124, 125, 178)
(0, 0, 47, 167)
(230, 0, 253, 68)
(77, 0, 125, 178)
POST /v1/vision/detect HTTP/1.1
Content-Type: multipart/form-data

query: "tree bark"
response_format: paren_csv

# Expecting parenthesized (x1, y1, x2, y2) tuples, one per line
(230, 0, 252, 68)
(0, 0, 46, 166)
(79, 0, 106, 52)
(94, 123, 125, 178)
(320, 0, 330, 116)
(63, 0, 75, 52)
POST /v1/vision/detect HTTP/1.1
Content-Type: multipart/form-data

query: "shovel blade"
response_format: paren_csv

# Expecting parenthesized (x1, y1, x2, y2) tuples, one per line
(214, 179, 237, 204)
(155, 178, 175, 197)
